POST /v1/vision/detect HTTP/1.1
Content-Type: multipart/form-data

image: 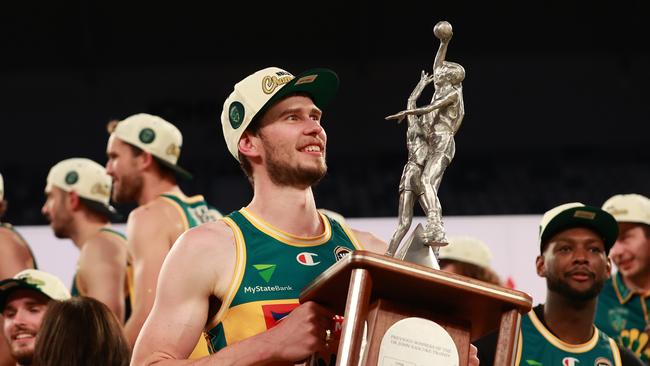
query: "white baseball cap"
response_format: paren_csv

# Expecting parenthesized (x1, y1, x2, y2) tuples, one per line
(539, 202, 618, 253)
(46, 158, 119, 220)
(221, 67, 339, 161)
(602, 194, 650, 226)
(111, 113, 192, 179)
(439, 236, 493, 268)
(0, 173, 4, 201)
(0, 269, 71, 311)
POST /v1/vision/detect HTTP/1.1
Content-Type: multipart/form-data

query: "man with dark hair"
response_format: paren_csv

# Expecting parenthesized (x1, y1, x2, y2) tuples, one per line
(476, 202, 643, 366)
(598, 194, 650, 363)
(0, 270, 70, 366)
(41, 158, 129, 322)
(0, 174, 37, 366)
(130, 67, 479, 365)
(105, 113, 219, 356)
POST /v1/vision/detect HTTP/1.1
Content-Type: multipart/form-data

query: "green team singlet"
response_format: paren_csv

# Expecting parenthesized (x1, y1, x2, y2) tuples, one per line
(205, 208, 363, 362)
(70, 227, 133, 320)
(517, 305, 622, 366)
(595, 272, 650, 363)
(1, 222, 37, 269)
(160, 193, 219, 229)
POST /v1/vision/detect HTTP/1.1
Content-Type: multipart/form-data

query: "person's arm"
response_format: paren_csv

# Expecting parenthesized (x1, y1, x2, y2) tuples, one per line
(79, 233, 128, 323)
(351, 229, 388, 254)
(131, 222, 335, 366)
(124, 206, 173, 347)
(0, 229, 33, 279)
(386, 91, 458, 122)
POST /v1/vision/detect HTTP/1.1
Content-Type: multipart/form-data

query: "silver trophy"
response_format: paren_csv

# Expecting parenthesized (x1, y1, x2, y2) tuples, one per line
(385, 20, 465, 269)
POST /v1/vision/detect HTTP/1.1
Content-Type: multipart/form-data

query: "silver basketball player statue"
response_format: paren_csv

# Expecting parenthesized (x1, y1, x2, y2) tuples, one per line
(385, 21, 465, 268)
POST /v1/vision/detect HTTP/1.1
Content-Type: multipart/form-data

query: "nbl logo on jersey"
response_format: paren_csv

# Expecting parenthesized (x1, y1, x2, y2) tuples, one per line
(594, 357, 613, 366)
(333, 246, 352, 261)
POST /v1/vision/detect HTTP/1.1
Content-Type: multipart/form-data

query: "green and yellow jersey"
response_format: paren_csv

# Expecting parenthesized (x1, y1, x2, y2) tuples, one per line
(517, 305, 622, 366)
(596, 272, 650, 363)
(205, 208, 362, 361)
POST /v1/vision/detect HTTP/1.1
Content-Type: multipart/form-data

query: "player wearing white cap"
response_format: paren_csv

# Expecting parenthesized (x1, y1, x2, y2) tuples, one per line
(597, 194, 650, 363)
(0, 269, 70, 366)
(130, 66, 479, 366)
(41, 158, 129, 323)
(105, 114, 219, 356)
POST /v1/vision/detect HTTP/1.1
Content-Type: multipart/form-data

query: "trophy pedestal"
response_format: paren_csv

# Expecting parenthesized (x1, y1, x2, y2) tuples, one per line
(300, 251, 532, 366)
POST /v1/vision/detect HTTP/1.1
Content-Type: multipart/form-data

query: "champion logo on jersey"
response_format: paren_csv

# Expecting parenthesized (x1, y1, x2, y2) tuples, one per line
(562, 357, 579, 366)
(296, 252, 320, 266)
(594, 357, 613, 366)
(333, 246, 352, 261)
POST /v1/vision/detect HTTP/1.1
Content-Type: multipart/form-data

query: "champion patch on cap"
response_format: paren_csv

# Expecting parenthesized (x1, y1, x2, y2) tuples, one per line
(573, 210, 596, 220)
(229, 101, 245, 129)
(65, 171, 78, 185)
(139, 128, 156, 144)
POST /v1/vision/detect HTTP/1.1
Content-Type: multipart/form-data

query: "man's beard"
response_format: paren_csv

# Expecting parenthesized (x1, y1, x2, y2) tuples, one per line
(12, 344, 34, 365)
(262, 136, 327, 189)
(111, 173, 143, 203)
(546, 271, 605, 302)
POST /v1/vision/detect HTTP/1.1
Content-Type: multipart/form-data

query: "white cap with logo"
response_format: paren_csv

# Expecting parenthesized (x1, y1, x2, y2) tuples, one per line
(221, 67, 339, 161)
(111, 113, 192, 179)
(46, 158, 119, 219)
(439, 236, 493, 269)
(602, 193, 650, 226)
(0, 269, 71, 311)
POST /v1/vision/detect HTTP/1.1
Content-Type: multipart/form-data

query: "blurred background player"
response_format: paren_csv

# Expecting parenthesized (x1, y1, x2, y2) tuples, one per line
(438, 235, 501, 285)
(0, 270, 70, 366)
(0, 174, 37, 366)
(105, 113, 218, 355)
(598, 194, 650, 363)
(41, 158, 130, 323)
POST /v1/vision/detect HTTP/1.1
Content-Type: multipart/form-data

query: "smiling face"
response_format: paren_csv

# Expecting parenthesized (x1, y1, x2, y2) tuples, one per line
(609, 223, 650, 283)
(2, 289, 50, 365)
(537, 227, 611, 302)
(253, 95, 328, 188)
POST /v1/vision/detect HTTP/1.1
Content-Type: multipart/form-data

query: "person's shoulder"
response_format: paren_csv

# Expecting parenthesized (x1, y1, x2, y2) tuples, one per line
(350, 228, 387, 254)
(171, 220, 236, 256)
(86, 229, 128, 253)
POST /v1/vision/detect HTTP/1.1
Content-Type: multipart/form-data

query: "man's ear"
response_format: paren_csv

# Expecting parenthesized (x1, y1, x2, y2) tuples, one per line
(138, 151, 155, 170)
(238, 131, 261, 159)
(68, 191, 81, 211)
(605, 256, 612, 280)
(535, 255, 546, 278)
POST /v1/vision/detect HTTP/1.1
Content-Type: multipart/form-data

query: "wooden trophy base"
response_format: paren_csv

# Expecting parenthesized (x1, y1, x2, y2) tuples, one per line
(300, 251, 532, 366)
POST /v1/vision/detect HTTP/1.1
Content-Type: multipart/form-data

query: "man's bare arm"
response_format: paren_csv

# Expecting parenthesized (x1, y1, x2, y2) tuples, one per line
(132, 222, 334, 366)
(124, 206, 173, 347)
(386, 91, 458, 121)
(0, 229, 33, 279)
(80, 234, 128, 323)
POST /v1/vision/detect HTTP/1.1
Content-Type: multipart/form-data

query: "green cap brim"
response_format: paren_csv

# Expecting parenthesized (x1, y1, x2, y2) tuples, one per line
(153, 157, 193, 180)
(541, 206, 618, 253)
(260, 68, 340, 121)
(0, 279, 45, 311)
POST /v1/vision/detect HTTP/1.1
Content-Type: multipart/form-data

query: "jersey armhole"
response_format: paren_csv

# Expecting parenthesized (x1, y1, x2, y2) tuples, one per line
(205, 218, 246, 331)
(608, 337, 623, 366)
(338, 221, 364, 250)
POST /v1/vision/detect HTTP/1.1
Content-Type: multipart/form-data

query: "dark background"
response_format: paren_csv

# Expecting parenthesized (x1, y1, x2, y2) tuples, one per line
(1, 1, 649, 225)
